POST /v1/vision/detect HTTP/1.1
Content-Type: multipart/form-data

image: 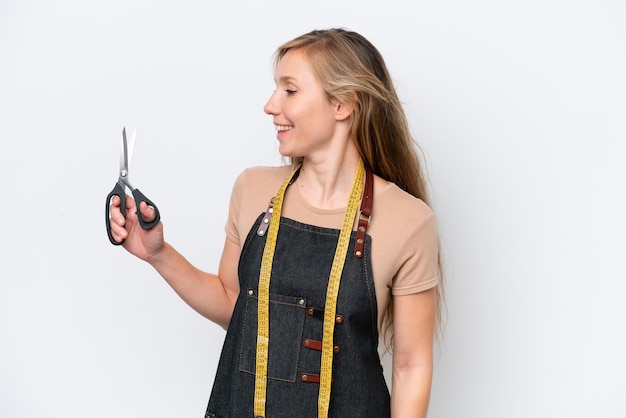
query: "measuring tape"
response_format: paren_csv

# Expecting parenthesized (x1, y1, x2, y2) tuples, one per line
(253, 167, 296, 416)
(253, 160, 365, 418)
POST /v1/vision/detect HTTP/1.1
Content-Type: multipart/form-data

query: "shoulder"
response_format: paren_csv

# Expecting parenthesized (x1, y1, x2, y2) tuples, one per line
(235, 166, 293, 193)
(234, 165, 295, 190)
(226, 165, 298, 245)
(230, 165, 297, 215)
(373, 178, 435, 229)
(369, 177, 438, 264)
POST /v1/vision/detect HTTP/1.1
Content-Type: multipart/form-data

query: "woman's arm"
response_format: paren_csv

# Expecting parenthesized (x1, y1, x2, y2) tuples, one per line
(148, 237, 241, 329)
(391, 287, 437, 418)
(109, 195, 241, 329)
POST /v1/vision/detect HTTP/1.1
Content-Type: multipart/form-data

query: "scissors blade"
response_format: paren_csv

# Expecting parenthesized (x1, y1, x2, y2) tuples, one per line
(120, 127, 137, 172)
(127, 128, 136, 168)
(120, 127, 128, 173)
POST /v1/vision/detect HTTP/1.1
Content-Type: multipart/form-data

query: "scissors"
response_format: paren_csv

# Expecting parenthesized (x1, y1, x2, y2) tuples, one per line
(105, 127, 160, 245)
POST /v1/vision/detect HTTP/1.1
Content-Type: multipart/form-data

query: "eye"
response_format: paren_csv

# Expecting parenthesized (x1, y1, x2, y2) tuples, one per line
(285, 89, 297, 95)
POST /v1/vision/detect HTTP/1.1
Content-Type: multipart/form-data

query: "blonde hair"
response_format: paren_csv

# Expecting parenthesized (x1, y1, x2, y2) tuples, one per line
(274, 28, 445, 346)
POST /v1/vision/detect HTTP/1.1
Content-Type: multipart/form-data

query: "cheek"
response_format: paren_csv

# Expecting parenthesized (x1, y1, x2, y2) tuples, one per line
(307, 99, 335, 121)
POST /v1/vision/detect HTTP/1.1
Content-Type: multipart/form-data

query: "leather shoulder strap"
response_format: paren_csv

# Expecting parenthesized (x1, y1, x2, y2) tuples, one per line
(354, 168, 373, 258)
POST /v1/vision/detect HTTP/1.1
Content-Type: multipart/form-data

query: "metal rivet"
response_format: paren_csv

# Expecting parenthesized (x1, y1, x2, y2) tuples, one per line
(358, 226, 365, 232)
(263, 218, 269, 224)
(355, 250, 362, 257)
(335, 315, 344, 324)
(268, 208, 273, 213)
(248, 289, 254, 295)
(334, 345, 341, 355)
(303, 339, 310, 347)
(307, 307, 314, 316)
(257, 230, 265, 236)
(299, 299, 305, 305)
(301, 374, 308, 382)
(357, 238, 363, 244)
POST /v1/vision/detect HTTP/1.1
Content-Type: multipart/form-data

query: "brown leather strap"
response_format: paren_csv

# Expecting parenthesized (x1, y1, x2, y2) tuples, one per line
(354, 168, 373, 258)
(302, 338, 341, 354)
(256, 197, 274, 237)
(300, 373, 335, 383)
(306, 307, 344, 325)
(257, 167, 302, 237)
(302, 338, 322, 351)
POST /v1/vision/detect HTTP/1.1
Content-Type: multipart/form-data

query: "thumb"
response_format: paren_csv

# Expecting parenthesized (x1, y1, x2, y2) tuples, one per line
(138, 201, 157, 222)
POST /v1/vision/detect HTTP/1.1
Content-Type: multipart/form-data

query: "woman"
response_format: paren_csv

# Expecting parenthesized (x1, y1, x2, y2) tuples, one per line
(108, 28, 442, 418)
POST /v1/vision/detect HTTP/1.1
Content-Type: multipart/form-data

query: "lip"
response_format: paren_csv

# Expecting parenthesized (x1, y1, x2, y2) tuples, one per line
(274, 123, 293, 138)
(276, 129, 289, 141)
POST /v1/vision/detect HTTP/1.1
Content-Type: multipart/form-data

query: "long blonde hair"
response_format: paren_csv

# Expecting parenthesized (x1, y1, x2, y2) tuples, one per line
(274, 28, 445, 346)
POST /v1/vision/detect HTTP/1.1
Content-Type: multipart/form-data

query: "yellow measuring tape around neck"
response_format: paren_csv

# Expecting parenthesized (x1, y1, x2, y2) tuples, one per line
(253, 160, 366, 418)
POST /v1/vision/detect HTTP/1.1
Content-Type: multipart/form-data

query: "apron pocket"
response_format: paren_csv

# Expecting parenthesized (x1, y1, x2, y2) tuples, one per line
(238, 290, 306, 382)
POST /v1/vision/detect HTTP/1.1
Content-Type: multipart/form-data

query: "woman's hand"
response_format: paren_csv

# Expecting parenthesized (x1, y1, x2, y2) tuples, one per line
(108, 194, 164, 262)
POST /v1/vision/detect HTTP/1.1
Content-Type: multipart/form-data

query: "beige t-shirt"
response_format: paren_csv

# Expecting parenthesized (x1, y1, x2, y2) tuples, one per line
(225, 165, 439, 331)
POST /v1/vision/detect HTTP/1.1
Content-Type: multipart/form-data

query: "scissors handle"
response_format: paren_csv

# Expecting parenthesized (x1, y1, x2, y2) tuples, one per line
(131, 188, 161, 229)
(105, 183, 161, 245)
(106, 183, 126, 245)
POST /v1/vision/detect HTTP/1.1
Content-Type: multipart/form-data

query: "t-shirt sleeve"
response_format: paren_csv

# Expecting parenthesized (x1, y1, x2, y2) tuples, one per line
(391, 211, 440, 295)
(224, 168, 248, 247)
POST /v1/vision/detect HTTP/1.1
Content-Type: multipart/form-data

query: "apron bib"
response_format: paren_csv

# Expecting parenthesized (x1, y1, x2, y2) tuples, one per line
(206, 168, 389, 417)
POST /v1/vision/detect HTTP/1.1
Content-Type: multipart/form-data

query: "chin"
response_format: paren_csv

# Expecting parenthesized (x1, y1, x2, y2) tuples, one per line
(280, 153, 304, 163)
(277, 146, 298, 159)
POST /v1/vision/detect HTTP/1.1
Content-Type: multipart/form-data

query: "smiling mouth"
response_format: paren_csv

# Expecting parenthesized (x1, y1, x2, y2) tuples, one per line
(275, 125, 293, 132)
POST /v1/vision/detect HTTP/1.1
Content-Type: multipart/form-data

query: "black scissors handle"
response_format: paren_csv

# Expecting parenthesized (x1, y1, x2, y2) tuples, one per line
(105, 183, 161, 245)
(131, 188, 161, 229)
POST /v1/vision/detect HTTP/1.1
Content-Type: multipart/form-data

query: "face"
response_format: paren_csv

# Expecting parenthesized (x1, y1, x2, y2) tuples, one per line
(264, 49, 343, 159)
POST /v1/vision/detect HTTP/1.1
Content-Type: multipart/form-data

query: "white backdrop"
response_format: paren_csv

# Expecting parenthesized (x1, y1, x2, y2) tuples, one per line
(1, 1, 625, 417)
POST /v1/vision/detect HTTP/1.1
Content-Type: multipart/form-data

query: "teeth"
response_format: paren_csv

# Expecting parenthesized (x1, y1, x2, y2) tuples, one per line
(275, 125, 292, 131)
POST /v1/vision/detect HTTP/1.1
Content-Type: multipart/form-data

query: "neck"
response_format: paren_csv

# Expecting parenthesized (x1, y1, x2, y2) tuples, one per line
(295, 147, 362, 210)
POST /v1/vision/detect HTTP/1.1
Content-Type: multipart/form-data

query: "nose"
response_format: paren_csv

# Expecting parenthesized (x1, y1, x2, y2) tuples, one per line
(264, 90, 279, 115)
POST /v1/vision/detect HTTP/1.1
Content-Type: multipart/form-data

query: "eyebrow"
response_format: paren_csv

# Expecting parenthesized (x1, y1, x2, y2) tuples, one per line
(276, 75, 298, 84)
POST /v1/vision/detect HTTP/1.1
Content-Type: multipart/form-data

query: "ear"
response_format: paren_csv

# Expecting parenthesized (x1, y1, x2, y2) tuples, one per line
(334, 92, 357, 122)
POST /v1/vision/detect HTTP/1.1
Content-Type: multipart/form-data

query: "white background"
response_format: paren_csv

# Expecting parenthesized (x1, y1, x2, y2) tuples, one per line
(1, 1, 625, 417)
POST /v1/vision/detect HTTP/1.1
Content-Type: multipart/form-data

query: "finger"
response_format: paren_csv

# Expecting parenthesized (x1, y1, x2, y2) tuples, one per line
(109, 222, 128, 241)
(108, 200, 126, 226)
(110, 194, 121, 206)
(125, 194, 137, 211)
(138, 201, 157, 222)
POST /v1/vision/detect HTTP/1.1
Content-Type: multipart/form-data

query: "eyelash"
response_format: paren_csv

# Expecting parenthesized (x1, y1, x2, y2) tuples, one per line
(285, 89, 297, 95)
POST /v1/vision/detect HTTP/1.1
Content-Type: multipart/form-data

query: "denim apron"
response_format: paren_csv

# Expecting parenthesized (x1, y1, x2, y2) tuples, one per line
(205, 202, 390, 417)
